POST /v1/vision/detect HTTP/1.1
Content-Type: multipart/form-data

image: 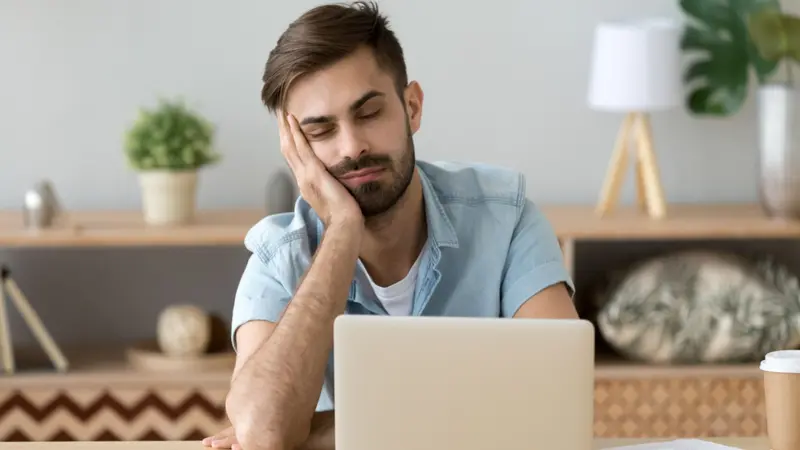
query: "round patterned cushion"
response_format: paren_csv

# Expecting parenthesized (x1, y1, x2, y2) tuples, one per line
(596, 251, 800, 364)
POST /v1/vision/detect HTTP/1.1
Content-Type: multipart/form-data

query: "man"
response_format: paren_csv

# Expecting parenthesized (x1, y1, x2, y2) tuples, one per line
(203, 2, 578, 449)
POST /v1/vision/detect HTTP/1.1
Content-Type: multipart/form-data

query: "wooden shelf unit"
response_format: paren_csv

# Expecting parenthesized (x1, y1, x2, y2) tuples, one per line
(546, 202, 781, 439)
(0, 203, 787, 378)
(0, 203, 788, 440)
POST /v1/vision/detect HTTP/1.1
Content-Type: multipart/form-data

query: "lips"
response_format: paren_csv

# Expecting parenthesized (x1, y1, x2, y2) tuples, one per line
(341, 167, 384, 179)
(339, 167, 386, 186)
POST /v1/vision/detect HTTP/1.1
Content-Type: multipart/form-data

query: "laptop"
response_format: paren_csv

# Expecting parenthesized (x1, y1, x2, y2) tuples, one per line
(333, 315, 595, 450)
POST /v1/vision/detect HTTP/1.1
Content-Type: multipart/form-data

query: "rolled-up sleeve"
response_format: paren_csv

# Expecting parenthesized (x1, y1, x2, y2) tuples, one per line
(500, 199, 574, 317)
(230, 252, 293, 352)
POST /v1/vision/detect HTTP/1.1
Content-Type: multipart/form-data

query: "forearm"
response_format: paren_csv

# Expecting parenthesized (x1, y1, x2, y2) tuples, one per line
(259, 223, 359, 410)
(229, 222, 360, 440)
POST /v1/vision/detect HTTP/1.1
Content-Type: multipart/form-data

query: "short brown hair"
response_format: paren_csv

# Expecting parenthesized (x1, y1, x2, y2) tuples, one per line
(260, 1, 408, 113)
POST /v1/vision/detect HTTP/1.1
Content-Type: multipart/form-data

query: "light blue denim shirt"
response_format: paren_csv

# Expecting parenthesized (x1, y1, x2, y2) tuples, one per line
(231, 160, 574, 411)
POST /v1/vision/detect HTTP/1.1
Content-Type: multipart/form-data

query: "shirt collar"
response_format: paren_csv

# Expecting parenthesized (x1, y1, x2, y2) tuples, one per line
(416, 164, 459, 249)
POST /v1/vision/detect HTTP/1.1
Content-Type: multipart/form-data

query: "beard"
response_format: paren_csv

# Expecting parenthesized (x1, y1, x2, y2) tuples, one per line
(327, 130, 416, 218)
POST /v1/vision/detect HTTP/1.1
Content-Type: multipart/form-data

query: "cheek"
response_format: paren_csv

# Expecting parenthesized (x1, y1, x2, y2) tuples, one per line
(364, 117, 407, 150)
(309, 141, 340, 167)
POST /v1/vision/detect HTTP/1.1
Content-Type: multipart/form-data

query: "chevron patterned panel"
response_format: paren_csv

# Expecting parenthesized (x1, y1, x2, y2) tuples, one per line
(594, 377, 766, 438)
(0, 386, 230, 441)
(1, 377, 767, 441)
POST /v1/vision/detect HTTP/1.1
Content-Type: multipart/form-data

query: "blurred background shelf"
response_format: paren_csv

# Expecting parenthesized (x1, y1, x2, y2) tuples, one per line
(0, 203, 794, 248)
(545, 203, 800, 241)
(0, 345, 233, 388)
(0, 209, 265, 247)
(0, 346, 762, 387)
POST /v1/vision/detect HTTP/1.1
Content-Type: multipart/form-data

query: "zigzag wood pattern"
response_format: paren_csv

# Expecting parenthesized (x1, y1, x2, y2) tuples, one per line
(0, 389, 229, 441)
(2, 407, 225, 441)
(0, 390, 225, 421)
(5, 429, 207, 441)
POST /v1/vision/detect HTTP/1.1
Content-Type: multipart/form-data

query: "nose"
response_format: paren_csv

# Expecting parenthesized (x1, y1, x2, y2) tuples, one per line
(337, 122, 369, 161)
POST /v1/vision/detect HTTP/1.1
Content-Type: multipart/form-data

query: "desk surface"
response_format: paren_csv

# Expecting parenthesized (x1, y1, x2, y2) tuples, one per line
(0, 437, 770, 449)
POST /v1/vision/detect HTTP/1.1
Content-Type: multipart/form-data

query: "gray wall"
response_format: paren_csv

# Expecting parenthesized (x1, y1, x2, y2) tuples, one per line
(1, 0, 795, 359)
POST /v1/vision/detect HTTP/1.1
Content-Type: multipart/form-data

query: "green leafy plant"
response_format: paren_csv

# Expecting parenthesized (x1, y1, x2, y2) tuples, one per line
(679, 0, 781, 116)
(124, 98, 220, 171)
(747, 8, 800, 83)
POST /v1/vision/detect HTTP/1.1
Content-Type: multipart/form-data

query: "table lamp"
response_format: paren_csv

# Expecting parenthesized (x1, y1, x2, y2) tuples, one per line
(587, 19, 682, 219)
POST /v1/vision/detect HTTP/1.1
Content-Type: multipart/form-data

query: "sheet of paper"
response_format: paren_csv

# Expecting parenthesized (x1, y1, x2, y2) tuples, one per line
(600, 439, 742, 450)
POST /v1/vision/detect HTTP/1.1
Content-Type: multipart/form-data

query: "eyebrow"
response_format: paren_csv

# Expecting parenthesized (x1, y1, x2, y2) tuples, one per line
(299, 90, 385, 126)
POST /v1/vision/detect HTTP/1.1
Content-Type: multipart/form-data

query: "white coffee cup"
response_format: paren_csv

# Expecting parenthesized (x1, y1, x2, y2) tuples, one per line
(760, 350, 800, 450)
(761, 350, 800, 373)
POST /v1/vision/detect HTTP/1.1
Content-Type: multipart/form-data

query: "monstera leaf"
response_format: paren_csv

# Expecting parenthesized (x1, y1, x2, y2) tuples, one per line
(748, 9, 800, 63)
(680, 0, 781, 116)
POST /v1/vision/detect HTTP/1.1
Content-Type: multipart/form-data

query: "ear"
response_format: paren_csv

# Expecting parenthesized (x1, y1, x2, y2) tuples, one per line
(403, 81, 424, 134)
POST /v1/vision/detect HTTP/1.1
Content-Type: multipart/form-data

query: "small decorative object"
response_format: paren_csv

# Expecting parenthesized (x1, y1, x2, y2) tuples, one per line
(679, 0, 800, 218)
(156, 304, 211, 357)
(265, 169, 298, 214)
(126, 307, 235, 373)
(22, 180, 61, 229)
(587, 18, 682, 220)
(124, 98, 220, 226)
(596, 251, 800, 364)
(0, 265, 69, 374)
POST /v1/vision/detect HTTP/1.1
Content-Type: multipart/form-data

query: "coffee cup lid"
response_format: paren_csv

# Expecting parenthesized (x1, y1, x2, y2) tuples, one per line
(761, 350, 800, 373)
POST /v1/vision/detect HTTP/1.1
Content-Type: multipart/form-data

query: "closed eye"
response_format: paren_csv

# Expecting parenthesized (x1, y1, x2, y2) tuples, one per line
(358, 109, 381, 120)
(307, 127, 333, 139)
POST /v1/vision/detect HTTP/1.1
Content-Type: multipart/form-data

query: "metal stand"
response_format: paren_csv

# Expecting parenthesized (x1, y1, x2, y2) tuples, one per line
(0, 265, 68, 373)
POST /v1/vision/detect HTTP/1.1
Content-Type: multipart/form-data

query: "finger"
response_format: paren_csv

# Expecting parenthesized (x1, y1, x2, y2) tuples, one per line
(287, 114, 316, 165)
(277, 111, 299, 167)
(231, 444, 242, 450)
(276, 110, 301, 172)
(210, 435, 237, 448)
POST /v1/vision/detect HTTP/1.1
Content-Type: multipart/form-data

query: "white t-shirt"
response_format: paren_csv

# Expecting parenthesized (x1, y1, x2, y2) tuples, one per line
(364, 253, 422, 316)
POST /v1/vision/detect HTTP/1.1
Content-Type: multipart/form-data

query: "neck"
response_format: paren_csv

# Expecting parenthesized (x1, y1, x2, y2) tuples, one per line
(359, 168, 427, 287)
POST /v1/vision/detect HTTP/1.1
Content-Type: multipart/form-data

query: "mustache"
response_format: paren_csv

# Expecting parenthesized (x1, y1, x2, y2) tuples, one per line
(328, 154, 392, 178)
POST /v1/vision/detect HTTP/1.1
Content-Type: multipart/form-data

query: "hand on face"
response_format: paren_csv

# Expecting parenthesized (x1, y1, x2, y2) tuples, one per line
(278, 110, 364, 230)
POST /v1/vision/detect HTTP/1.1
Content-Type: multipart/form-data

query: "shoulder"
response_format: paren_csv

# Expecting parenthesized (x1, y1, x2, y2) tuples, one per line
(417, 160, 527, 216)
(242, 197, 321, 265)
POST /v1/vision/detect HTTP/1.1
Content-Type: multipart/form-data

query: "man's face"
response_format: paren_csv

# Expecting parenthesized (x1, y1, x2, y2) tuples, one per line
(284, 46, 423, 217)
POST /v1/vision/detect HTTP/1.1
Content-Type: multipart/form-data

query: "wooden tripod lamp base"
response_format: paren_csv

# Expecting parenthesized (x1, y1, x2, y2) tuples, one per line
(596, 112, 667, 219)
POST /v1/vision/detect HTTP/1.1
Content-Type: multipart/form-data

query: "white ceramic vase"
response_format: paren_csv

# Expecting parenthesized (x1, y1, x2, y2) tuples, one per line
(138, 170, 198, 225)
(758, 84, 800, 219)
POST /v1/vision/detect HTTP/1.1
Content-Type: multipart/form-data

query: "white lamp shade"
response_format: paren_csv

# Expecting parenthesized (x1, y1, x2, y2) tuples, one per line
(587, 19, 682, 112)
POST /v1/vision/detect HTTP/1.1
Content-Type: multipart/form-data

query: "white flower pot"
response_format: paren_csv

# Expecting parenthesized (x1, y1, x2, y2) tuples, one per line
(138, 170, 198, 225)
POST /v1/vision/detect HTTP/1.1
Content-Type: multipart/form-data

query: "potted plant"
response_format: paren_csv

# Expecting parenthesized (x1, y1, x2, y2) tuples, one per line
(679, 0, 800, 217)
(124, 98, 220, 225)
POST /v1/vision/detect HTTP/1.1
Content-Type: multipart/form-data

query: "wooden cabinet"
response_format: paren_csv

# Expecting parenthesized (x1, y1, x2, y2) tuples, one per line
(0, 204, 786, 440)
